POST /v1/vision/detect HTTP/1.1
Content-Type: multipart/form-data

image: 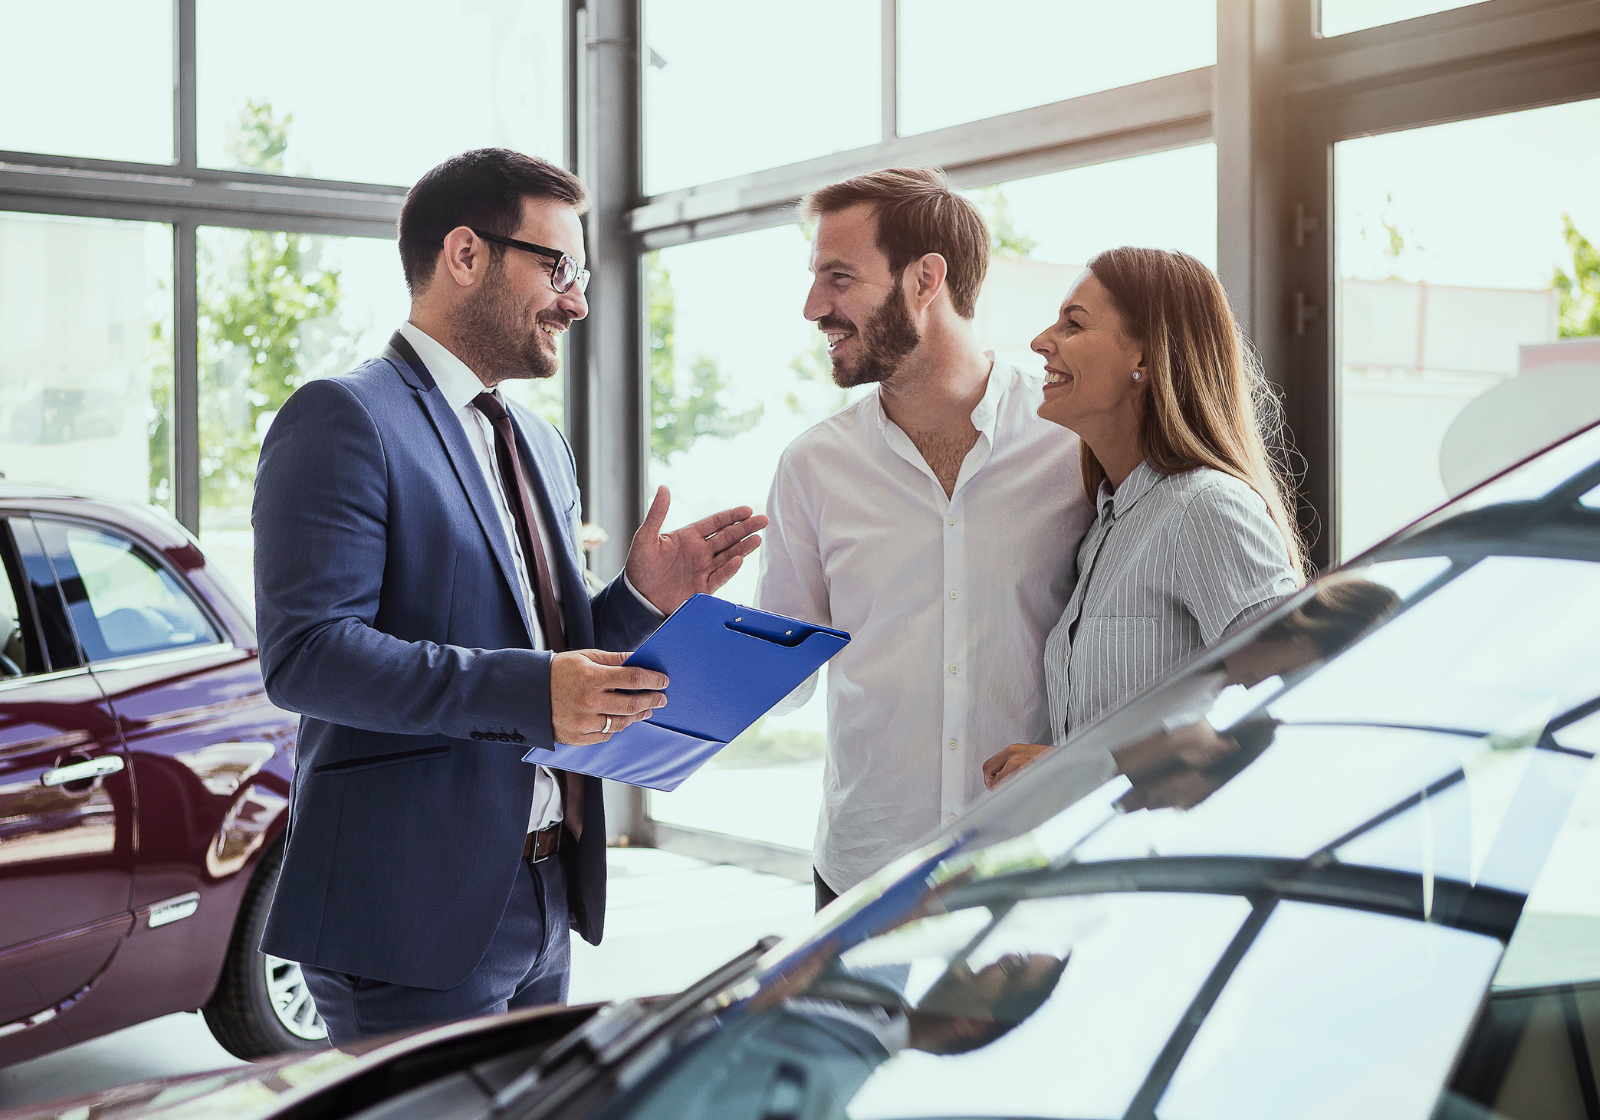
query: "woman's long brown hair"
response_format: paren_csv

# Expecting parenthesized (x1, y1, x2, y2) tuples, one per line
(1085, 247, 1309, 582)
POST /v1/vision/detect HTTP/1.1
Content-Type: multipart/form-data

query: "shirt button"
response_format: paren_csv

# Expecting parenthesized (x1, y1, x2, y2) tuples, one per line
(949, 589, 959, 600)
(948, 739, 958, 750)
(946, 516, 956, 526)
(947, 813, 957, 821)
(949, 664, 959, 674)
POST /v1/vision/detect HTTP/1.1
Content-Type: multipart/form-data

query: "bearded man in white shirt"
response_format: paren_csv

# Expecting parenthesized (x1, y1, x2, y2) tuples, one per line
(755, 168, 1094, 909)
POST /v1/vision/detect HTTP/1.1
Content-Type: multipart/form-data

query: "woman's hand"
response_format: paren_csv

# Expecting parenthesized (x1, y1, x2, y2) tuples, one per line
(983, 743, 1052, 790)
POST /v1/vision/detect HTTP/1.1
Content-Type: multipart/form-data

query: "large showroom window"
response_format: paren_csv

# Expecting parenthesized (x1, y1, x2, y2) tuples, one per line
(193, 228, 410, 602)
(1318, 0, 1491, 37)
(0, 213, 173, 509)
(967, 145, 1219, 372)
(0, 0, 564, 597)
(1334, 97, 1600, 559)
(196, 0, 566, 186)
(898, 0, 1216, 136)
(642, 0, 881, 195)
(0, 2, 173, 164)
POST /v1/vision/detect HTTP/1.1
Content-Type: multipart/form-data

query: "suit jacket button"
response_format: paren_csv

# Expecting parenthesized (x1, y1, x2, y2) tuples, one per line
(512, 732, 525, 743)
(471, 731, 483, 741)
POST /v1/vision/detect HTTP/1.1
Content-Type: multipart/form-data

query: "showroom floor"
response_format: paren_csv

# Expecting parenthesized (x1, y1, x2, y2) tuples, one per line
(0, 849, 815, 1112)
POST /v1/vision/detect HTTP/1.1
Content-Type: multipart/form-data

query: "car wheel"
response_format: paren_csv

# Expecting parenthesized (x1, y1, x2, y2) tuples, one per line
(202, 840, 329, 1059)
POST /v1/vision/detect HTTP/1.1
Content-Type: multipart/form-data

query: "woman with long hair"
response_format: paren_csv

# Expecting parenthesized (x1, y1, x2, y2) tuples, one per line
(984, 247, 1305, 789)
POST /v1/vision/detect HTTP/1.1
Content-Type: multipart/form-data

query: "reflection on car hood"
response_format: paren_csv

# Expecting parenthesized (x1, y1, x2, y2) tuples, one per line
(745, 435, 1600, 1011)
(0, 1050, 355, 1120)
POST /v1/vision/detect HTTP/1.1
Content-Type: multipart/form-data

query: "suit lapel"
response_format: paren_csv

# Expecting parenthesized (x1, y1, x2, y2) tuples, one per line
(383, 333, 535, 644)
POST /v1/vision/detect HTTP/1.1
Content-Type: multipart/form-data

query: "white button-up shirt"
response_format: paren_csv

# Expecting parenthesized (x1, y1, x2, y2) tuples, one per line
(755, 359, 1093, 892)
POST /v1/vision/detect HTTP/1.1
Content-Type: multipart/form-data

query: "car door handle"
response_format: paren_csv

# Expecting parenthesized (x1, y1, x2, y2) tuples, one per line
(41, 755, 125, 787)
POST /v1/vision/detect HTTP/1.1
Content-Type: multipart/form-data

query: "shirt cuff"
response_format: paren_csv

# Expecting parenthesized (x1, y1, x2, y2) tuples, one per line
(622, 572, 667, 619)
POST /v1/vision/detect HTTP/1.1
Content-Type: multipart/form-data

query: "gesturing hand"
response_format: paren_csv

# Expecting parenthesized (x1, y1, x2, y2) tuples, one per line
(549, 649, 668, 746)
(624, 485, 769, 615)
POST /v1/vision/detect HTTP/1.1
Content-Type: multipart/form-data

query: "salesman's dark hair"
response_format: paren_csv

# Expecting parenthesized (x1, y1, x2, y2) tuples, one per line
(398, 149, 587, 294)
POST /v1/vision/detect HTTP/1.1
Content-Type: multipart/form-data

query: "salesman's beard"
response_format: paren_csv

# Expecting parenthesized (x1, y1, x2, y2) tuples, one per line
(822, 277, 922, 388)
(450, 255, 567, 384)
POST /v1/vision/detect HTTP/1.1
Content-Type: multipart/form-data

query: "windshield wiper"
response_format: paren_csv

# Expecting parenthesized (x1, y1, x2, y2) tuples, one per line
(486, 935, 780, 1120)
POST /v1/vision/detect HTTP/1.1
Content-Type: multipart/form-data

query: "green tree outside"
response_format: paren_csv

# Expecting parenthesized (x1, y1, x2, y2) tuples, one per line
(147, 311, 174, 509)
(148, 100, 349, 509)
(973, 185, 1039, 259)
(647, 250, 760, 464)
(1554, 213, 1600, 338)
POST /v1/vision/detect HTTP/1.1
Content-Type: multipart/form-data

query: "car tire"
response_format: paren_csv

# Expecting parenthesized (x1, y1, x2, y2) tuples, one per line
(202, 840, 330, 1060)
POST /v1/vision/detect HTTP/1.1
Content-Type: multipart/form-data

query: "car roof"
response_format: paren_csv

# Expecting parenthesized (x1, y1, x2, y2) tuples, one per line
(0, 484, 197, 553)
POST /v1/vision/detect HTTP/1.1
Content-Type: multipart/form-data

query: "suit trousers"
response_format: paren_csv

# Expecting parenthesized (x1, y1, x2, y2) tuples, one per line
(302, 850, 571, 1047)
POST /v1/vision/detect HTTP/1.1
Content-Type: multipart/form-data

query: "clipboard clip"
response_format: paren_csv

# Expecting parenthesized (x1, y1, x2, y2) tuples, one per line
(725, 612, 809, 648)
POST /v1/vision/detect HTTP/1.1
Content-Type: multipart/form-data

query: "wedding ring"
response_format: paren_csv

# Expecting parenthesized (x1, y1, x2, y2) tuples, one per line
(602, 716, 613, 734)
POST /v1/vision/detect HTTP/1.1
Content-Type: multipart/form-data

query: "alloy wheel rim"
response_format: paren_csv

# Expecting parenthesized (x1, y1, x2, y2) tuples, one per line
(263, 953, 328, 1041)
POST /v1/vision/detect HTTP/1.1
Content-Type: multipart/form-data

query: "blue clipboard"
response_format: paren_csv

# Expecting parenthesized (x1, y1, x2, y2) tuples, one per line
(522, 594, 850, 791)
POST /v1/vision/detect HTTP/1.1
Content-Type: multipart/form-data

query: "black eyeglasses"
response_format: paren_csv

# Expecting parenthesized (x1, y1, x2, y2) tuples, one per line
(471, 229, 591, 294)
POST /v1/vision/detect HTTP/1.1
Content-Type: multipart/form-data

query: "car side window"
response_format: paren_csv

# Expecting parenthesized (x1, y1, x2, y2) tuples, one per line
(4, 516, 82, 673)
(0, 520, 47, 678)
(32, 519, 219, 663)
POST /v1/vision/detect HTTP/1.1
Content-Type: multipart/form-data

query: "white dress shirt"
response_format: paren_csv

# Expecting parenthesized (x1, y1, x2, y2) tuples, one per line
(399, 322, 572, 833)
(755, 359, 1094, 892)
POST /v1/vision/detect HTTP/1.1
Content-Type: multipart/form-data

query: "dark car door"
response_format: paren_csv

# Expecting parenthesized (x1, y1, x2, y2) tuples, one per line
(0, 515, 134, 1035)
(30, 516, 292, 974)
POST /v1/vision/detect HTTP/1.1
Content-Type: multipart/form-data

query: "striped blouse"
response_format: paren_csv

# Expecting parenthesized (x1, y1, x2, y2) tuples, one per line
(1044, 461, 1299, 745)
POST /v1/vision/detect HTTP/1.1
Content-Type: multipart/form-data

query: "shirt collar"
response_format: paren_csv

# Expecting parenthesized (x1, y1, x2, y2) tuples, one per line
(969, 353, 1007, 439)
(1097, 458, 1163, 518)
(397, 321, 494, 413)
(871, 352, 1007, 436)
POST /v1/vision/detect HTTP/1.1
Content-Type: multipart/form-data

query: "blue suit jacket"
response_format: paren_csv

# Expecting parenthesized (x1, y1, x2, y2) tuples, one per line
(254, 332, 658, 990)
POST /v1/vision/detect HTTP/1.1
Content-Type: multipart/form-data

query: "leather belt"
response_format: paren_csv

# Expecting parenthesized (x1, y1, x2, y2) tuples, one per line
(523, 823, 561, 863)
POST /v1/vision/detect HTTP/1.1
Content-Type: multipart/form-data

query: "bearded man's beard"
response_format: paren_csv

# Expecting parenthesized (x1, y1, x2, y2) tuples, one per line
(829, 277, 922, 388)
(451, 255, 562, 383)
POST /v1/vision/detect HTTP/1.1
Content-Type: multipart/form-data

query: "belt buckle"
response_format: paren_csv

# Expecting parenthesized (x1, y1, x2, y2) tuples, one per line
(530, 824, 560, 864)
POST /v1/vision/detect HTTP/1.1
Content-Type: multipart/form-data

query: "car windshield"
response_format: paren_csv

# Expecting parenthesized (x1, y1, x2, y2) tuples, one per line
(558, 426, 1600, 1120)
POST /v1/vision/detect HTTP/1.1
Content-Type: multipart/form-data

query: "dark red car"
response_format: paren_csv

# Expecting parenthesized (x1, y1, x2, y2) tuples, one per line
(0, 485, 322, 1067)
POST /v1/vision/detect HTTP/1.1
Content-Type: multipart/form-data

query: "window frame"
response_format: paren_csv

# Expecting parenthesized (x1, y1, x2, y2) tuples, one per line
(0, 516, 53, 680)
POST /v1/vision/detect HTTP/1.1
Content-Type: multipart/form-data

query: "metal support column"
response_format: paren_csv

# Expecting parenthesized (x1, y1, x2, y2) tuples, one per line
(880, 0, 898, 144)
(1215, 0, 1292, 367)
(172, 0, 201, 533)
(174, 221, 200, 534)
(572, 0, 653, 845)
(1215, 0, 1330, 570)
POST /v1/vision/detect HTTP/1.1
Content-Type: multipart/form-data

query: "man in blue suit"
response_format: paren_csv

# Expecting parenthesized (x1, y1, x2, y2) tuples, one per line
(254, 149, 766, 1045)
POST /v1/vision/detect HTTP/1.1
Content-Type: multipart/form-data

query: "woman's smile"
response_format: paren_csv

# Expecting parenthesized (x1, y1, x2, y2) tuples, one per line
(1042, 364, 1073, 397)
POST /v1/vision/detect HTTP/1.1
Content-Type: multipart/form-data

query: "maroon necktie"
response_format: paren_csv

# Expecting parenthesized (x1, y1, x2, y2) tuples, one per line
(471, 392, 568, 653)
